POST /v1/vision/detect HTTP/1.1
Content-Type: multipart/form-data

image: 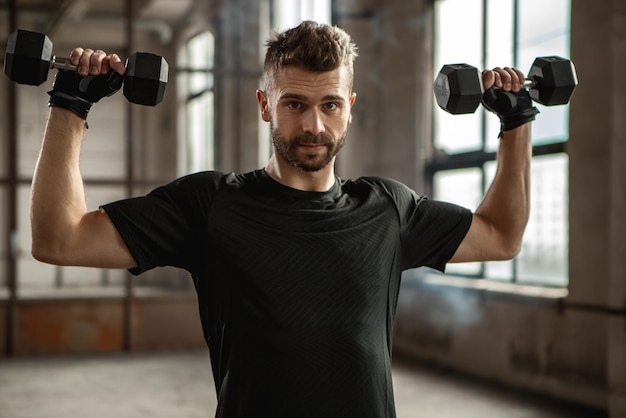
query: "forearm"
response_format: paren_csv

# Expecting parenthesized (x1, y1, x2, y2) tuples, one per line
(31, 107, 88, 260)
(474, 123, 532, 256)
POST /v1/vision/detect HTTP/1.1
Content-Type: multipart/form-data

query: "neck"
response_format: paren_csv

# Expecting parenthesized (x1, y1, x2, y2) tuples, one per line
(265, 154, 336, 192)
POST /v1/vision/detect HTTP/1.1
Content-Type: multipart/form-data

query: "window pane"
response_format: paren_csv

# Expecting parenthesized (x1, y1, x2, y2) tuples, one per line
(433, 168, 482, 276)
(273, 0, 331, 31)
(485, 259, 514, 281)
(187, 32, 215, 96)
(181, 32, 216, 175)
(518, 0, 571, 144)
(485, 0, 514, 69)
(434, 0, 484, 153)
(187, 92, 215, 172)
(518, 0, 570, 65)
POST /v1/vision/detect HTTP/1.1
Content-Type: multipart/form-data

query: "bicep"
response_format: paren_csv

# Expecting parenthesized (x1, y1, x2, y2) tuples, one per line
(449, 213, 517, 263)
(76, 209, 138, 268)
(34, 209, 137, 269)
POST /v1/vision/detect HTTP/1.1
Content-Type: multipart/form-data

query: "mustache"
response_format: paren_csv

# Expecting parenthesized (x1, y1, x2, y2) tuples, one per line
(292, 132, 333, 145)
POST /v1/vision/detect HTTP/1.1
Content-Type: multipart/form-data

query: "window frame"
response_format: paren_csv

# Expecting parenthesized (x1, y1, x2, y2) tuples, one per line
(178, 30, 217, 175)
(428, 0, 571, 285)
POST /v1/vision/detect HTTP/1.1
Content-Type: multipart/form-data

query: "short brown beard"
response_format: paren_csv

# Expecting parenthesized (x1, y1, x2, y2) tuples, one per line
(270, 124, 348, 172)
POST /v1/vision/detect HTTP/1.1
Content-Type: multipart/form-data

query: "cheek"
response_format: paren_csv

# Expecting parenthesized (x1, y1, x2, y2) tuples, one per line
(329, 112, 351, 131)
(272, 111, 301, 131)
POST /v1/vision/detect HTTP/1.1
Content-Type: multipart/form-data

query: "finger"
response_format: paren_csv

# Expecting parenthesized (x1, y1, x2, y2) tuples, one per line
(89, 50, 107, 75)
(490, 67, 505, 89)
(503, 67, 521, 91)
(481, 70, 496, 90)
(494, 67, 513, 91)
(69, 48, 84, 67)
(512, 67, 526, 92)
(77, 48, 94, 76)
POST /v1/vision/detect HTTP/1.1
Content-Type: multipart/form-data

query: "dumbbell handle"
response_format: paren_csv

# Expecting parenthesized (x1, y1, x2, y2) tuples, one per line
(49, 57, 80, 72)
(49, 56, 128, 75)
(490, 78, 536, 90)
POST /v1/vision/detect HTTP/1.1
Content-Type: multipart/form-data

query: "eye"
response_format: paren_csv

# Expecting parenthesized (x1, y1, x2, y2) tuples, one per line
(286, 101, 303, 110)
(323, 102, 338, 111)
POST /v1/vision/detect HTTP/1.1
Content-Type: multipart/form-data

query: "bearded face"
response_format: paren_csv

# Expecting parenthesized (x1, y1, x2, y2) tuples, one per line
(257, 66, 356, 174)
(270, 121, 349, 172)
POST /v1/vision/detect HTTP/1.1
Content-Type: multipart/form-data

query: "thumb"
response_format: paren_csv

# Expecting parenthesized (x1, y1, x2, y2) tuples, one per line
(109, 54, 126, 75)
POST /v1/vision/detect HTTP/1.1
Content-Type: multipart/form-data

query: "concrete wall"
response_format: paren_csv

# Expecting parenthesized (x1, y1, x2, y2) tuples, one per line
(10, 296, 204, 355)
(568, 0, 626, 414)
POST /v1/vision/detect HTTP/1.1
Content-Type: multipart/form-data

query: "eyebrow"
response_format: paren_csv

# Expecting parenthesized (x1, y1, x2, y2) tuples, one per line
(278, 93, 345, 102)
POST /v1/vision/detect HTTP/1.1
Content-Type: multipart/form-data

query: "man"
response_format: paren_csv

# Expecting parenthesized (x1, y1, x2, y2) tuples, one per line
(31, 21, 535, 418)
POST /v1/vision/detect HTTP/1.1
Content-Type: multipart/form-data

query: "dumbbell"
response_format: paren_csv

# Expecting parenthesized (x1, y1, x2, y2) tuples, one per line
(4, 29, 168, 106)
(434, 56, 578, 114)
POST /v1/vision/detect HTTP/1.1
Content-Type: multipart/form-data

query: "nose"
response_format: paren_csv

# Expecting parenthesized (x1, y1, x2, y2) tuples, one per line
(302, 108, 325, 135)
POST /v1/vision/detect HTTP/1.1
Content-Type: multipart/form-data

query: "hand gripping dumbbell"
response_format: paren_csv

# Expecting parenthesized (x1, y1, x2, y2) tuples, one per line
(433, 56, 578, 114)
(4, 29, 168, 106)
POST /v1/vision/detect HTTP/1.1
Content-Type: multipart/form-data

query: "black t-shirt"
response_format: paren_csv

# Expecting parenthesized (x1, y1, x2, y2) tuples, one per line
(102, 169, 472, 418)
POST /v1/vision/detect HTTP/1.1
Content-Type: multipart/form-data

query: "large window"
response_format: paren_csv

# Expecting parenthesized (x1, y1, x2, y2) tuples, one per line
(178, 31, 216, 175)
(431, 0, 571, 286)
(272, 0, 331, 31)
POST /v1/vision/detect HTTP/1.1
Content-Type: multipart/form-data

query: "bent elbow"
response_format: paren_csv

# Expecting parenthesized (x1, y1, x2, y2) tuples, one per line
(496, 239, 523, 261)
(31, 234, 70, 266)
(502, 245, 522, 261)
(31, 241, 61, 265)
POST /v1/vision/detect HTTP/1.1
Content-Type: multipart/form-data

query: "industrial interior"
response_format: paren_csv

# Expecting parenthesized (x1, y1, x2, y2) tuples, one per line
(0, 0, 624, 417)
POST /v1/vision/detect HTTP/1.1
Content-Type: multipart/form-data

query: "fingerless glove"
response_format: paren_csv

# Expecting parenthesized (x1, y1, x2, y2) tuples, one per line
(481, 87, 539, 137)
(47, 70, 124, 120)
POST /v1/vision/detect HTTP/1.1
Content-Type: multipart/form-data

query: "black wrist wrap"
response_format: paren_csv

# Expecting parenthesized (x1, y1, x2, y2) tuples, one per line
(47, 70, 123, 120)
(48, 90, 93, 120)
(481, 87, 540, 136)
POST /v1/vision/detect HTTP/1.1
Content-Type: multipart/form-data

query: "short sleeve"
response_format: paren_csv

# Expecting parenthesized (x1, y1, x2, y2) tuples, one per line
(101, 171, 222, 275)
(401, 197, 472, 271)
(366, 177, 472, 272)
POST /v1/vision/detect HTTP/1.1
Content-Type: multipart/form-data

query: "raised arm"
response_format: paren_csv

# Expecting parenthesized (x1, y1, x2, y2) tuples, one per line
(450, 67, 535, 263)
(30, 49, 137, 269)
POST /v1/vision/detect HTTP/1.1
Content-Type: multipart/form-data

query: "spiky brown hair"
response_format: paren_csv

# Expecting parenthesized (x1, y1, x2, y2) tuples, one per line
(261, 21, 359, 91)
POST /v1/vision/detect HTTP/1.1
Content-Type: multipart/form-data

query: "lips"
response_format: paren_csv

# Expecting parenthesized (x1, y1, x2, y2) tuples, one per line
(299, 143, 326, 148)
(297, 143, 328, 154)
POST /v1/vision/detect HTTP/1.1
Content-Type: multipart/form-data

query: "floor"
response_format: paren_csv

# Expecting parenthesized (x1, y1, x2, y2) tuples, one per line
(0, 350, 606, 418)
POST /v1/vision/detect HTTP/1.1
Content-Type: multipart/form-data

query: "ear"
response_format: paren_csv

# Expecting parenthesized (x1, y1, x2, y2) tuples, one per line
(349, 92, 357, 107)
(348, 92, 357, 124)
(256, 90, 271, 122)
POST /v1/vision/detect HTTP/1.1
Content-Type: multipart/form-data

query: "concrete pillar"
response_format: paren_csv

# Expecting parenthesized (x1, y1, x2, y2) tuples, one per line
(570, 1, 626, 416)
(215, 0, 268, 173)
(335, 0, 432, 192)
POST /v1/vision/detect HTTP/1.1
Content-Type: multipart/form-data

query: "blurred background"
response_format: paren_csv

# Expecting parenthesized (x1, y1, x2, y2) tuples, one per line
(0, 0, 623, 417)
